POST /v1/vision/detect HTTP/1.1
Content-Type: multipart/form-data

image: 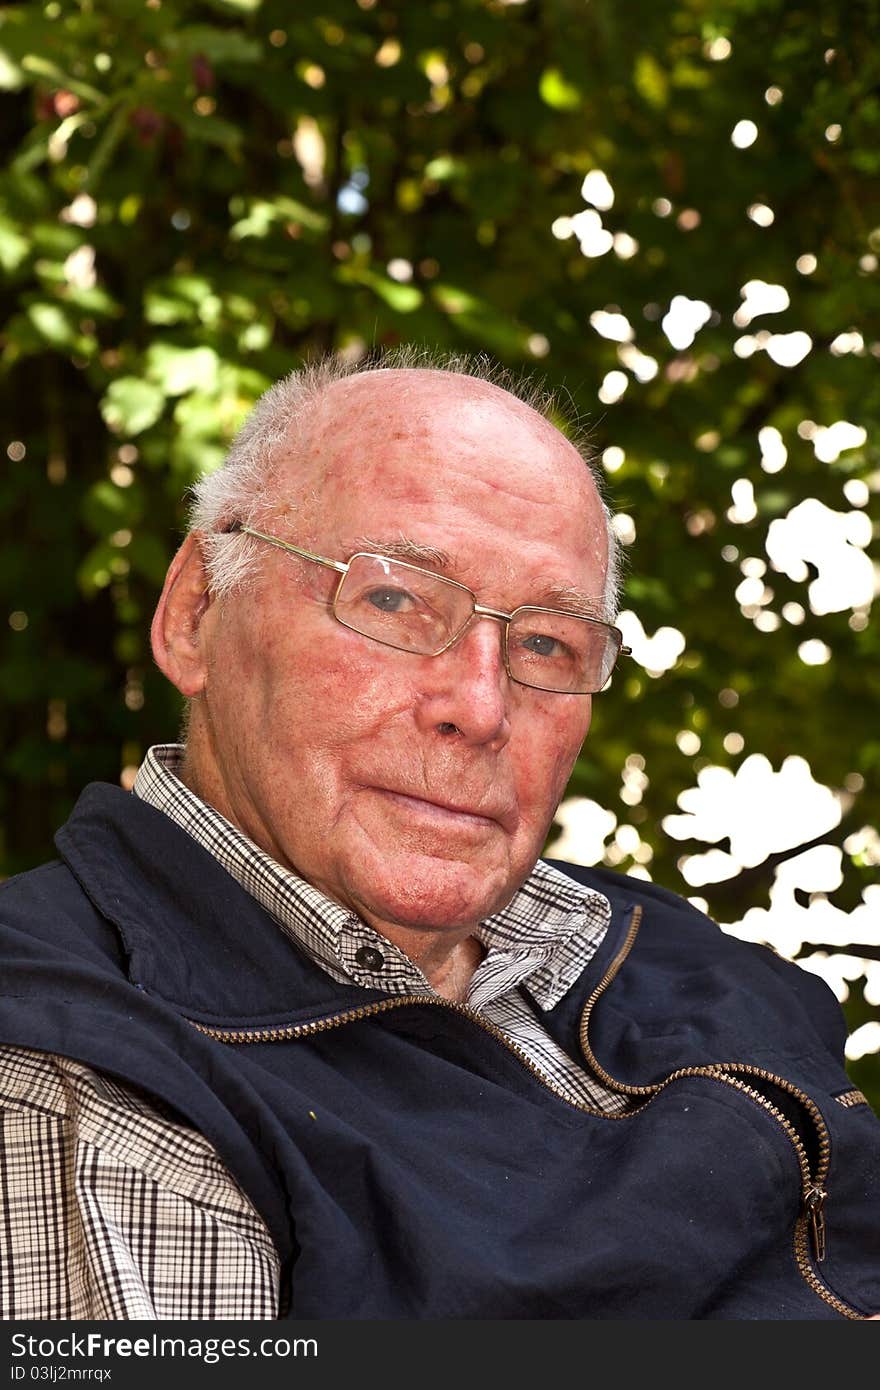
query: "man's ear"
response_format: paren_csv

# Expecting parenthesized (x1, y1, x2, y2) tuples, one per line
(150, 533, 214, 697)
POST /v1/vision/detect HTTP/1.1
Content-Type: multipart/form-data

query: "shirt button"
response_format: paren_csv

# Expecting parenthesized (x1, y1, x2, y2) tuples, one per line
(354, 945, 385, 972)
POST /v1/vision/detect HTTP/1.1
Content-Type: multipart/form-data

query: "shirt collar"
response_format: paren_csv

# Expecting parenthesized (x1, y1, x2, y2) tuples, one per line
(134, 743, 611, 1010)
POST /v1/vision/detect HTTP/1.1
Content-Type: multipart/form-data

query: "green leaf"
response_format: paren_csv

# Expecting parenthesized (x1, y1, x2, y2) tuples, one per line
(424, 156, 465, 181)
(26, 302, 75, 347)
(144, 292, 199, 326)
(429, 283, 529, 355)
(171, 435, 227, 475)
(100, 378, 165, 436)
(84, 102, 131, 194)
(0, 217, 29, 272)
(62, 285, 122, 318)
(19, 55, 105, 106)
(238, 321, 270, 351)
(342, 267, 423, 313)
(634, 52, 669, 108)
(173, 392, 228, 439)
(143, 275, 216, 326)
(228, 202, 275, 240)
(167, 27, 263, 65)
(539, 68, 582, 111)
(146, 345, 220, 396)
(229, 196, 327, 240)
(0, 47, 24, 91)
(430, 284, 480, 314)
(201, 0, 263, 12)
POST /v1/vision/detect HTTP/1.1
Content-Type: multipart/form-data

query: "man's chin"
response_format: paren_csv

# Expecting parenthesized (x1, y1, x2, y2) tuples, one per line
(349, 855, 518, 938)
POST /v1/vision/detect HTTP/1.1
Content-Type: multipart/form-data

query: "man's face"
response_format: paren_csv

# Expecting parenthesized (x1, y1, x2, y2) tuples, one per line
(189, 371, 610, 952)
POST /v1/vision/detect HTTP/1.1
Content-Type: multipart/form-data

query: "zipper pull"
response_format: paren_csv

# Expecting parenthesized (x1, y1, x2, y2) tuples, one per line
(804, 1185, 828, 1262)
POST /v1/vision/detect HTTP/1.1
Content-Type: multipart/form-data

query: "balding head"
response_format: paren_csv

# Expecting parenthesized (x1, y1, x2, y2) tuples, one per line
(189, 351, 621, 619)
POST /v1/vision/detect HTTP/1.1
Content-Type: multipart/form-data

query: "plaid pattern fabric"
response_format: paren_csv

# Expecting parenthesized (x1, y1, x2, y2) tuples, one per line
(0, 745, 626, 1319)
(0, 1047, 279, 1319)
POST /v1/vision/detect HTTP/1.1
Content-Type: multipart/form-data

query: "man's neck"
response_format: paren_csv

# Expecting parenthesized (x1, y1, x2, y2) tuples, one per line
(393, 931, 485, 1003)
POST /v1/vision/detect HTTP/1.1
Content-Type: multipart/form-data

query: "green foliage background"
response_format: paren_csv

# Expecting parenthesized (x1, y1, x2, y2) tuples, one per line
(1, 0, 878, 1107)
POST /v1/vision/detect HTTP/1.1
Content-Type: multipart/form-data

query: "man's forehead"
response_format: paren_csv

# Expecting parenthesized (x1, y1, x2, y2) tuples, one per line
(268, 367, 608, 603)
(308, 366, 575, 458)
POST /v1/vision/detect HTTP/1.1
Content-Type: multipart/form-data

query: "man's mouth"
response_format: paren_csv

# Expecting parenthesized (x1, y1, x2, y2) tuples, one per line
(375, 788, 511, 831)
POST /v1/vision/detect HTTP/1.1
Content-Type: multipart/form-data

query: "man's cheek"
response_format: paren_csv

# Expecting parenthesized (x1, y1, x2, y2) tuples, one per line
(270, 654, 398, 751)
(524, 727, 582, 793)
(313, 647, 415, 719)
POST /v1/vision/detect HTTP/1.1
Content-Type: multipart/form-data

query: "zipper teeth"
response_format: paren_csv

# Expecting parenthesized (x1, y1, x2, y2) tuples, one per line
(793, 1210, 863, 1319)
(189, 996, 624, 1116)
(576, 907, 832, 1185)
(703, 1066, 864, 1316)
(665, 1066, 861, 1314)
(717, 1062, 831, 1183)
(578, 905, 654, 1094)
(705, 1071, 812, 1184)
(190, 997, 416, 1045)
(187, 905, 866, 1319)
(574, 906, 866, 1313)
(835, 1089, 868, 1109)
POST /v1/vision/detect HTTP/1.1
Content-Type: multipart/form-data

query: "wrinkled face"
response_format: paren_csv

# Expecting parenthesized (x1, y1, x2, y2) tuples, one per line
(191, 371, 610, 949)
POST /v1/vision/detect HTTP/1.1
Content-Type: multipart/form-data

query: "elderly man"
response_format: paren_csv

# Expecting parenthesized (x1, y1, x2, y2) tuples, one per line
(1, 355, 879, 1321)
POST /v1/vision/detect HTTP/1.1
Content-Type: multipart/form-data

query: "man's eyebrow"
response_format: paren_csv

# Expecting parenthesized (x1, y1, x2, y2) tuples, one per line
(350, 535, 453, 568)
(538, 584, 606, 621)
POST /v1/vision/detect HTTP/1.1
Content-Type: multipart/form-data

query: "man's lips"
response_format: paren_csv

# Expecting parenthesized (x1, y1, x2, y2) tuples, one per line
(374, 787, 514, 831)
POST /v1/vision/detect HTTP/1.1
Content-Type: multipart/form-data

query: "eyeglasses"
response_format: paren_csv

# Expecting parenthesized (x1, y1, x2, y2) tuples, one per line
(230, 524, 629, 695)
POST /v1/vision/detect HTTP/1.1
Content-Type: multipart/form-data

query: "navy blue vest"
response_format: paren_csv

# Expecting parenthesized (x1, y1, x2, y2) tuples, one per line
(1, 784, 878, 1319)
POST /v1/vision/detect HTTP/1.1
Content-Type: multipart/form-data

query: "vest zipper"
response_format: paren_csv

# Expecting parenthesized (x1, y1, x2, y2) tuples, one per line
(577, 906, 861, 1319)
(186, 903, 865, 1319)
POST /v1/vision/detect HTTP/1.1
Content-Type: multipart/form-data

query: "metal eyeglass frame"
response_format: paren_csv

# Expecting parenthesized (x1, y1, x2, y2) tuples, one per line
(229, 523, 630, 695)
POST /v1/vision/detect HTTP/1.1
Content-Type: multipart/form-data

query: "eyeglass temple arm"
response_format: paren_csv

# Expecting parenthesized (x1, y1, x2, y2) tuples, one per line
(228, 524, 349, 576)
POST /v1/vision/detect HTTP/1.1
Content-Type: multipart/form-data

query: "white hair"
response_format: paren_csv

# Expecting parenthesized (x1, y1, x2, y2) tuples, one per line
(189, 346, 624, 620)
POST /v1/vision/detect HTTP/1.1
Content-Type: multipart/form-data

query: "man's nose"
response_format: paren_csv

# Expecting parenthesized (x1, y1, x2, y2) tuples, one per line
(415, 615, 512, 748)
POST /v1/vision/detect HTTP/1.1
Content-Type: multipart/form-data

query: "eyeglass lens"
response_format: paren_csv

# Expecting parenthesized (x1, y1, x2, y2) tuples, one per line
(333, 554, 619, 693)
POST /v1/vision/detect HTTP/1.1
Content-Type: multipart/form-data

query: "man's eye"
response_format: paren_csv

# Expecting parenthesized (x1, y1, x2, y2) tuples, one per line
(365, 586, 414, 613)
(521, 632, 562, 658)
